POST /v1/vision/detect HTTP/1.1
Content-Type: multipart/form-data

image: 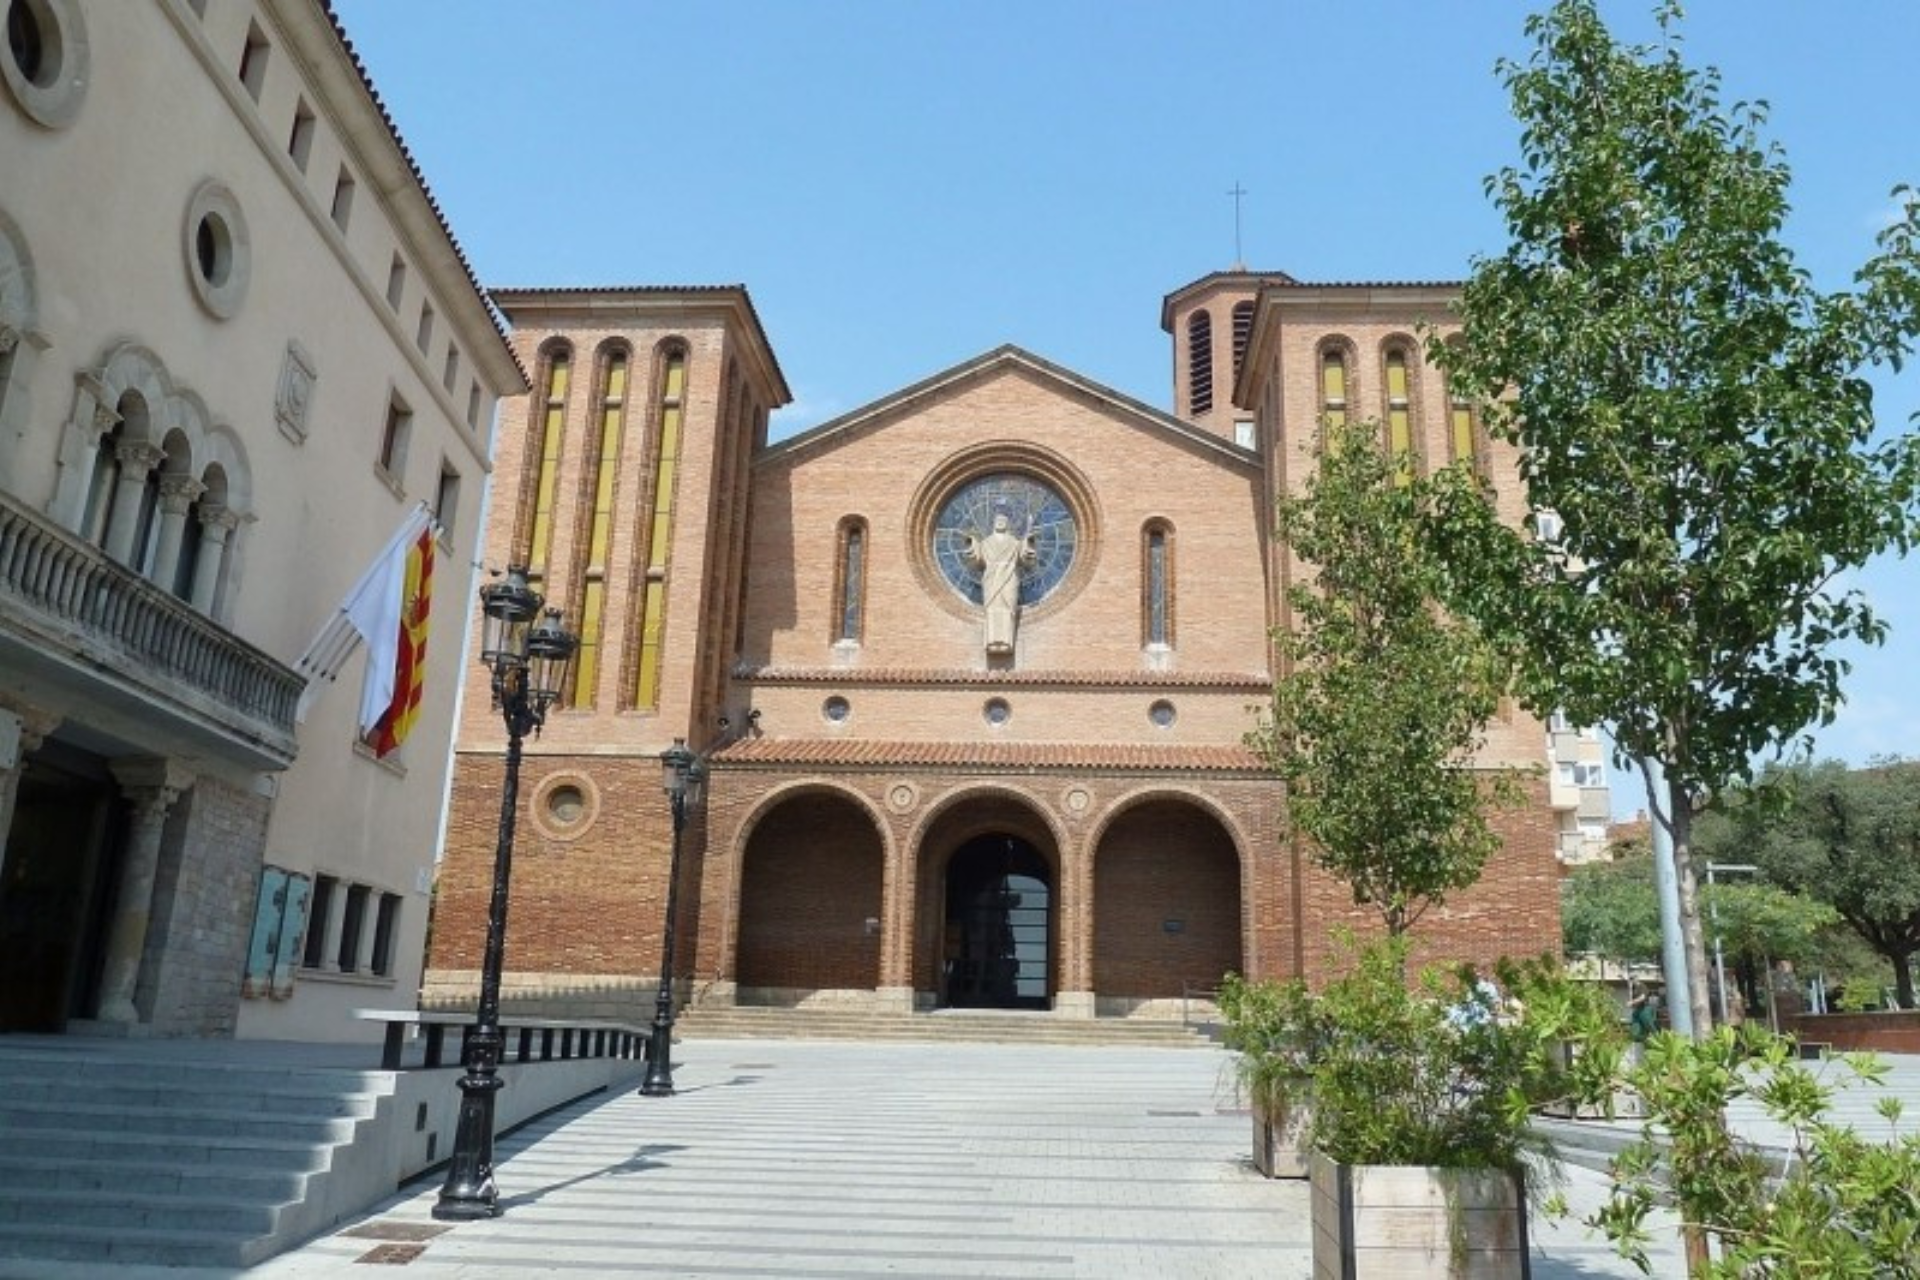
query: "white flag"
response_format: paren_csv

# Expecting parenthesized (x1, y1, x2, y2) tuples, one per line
(293, 505, 435, 725)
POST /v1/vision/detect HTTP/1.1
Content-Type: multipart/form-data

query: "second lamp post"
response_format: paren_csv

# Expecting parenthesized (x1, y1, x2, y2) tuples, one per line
(641, 738, 705, 1096)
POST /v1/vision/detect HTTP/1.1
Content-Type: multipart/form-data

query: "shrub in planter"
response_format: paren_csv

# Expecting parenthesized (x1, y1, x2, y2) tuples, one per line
(1219, 972, 1328, 1178)
(1585, 1025, 1920, 1277)
(1305, 939, 1622, 1279)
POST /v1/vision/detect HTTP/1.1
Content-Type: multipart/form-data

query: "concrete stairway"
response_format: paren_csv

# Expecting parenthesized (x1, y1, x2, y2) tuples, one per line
(676, 1004, 1218, 1047)
(0, 1042, 396, 1269)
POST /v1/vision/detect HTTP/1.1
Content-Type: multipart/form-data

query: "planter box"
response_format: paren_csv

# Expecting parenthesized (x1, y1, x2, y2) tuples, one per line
(1310, 1150, 1530, 1279)
(1252, 1093, 1312, 1179)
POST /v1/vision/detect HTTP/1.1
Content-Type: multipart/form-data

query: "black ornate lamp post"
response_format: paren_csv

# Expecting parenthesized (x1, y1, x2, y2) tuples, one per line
(433, 568, 575, 1221)
(641, 738, 705, 1097)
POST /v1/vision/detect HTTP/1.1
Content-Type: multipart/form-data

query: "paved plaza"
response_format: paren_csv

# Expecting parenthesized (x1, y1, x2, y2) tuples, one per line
(11, 1038, 1691, 1279)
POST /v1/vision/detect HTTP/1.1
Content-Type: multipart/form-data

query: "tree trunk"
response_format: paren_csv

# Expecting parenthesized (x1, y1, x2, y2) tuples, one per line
(1895, 952, 1915, 1010)
(1667, 782, 1715, 1040)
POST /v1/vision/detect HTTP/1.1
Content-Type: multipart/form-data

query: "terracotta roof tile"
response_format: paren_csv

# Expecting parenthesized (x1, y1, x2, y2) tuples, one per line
(735, 666, 1270, 690)
(710, 738, 1266, 772)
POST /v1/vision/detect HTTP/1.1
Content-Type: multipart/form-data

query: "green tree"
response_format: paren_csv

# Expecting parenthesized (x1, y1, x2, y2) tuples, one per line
(1250, 420, 1515, 938)
(1427, 0, 1920, 1037)
(1716, 759, 1920, 1008)
(1561, 854, 1663, 966)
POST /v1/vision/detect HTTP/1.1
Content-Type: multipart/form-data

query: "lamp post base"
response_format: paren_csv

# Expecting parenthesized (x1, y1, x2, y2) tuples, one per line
(432, 1050, 505, 1220)
(639, 1017, 675, 1096)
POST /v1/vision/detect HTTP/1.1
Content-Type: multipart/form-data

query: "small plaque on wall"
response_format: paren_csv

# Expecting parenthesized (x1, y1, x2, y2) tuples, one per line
(1162, 918, 1185, 935)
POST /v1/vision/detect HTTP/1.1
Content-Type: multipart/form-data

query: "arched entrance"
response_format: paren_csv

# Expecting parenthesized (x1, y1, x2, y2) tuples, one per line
(1092, 798, 1242, 1010)
(735, 791, 885, 1003)
(942, 834, 1051, 1010)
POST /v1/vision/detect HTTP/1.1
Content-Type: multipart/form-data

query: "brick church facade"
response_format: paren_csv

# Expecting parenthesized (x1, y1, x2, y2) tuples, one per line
(423, 271, 1565, 1022)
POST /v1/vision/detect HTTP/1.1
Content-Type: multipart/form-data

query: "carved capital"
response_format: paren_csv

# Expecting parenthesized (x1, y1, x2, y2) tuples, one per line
(109, 757, 195, 819)
(197, 503, 241, 535)
(114, 439, 167, 473)
(157, 473, 205, 512)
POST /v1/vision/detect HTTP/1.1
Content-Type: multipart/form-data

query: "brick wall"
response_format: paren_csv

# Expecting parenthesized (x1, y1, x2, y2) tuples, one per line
(141, 775, 273, 1036)
(1092, 799, 1241, 998)
(737, 791, 884, 990)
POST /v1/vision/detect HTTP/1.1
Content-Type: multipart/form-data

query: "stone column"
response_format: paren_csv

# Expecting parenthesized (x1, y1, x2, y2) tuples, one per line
(96, 759, 194, 1026)
(48, 379, 115, 532)
(317, 879, 346, 973)
(0, 701, 61, 886)
(103, 440, 166, 566)
(188, 504, 238, 614)
(147, 474, 204, 592)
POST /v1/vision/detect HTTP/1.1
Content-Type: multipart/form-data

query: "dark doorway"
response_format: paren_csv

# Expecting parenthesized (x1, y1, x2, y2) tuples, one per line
(0, 744, 124, 1031)
(942, 834, 1050, 1010)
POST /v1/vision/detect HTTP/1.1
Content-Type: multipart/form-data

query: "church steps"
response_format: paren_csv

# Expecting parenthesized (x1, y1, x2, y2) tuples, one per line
(677, 1007, 1214, 1048)
(0, 1048, 392, 1270)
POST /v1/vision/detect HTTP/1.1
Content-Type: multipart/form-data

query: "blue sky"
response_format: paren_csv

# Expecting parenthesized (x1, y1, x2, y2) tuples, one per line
(333, 1, 1919, 815)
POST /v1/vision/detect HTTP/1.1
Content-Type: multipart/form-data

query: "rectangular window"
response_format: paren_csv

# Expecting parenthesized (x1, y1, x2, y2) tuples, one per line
(337, 884, 371, 973)
(1535, 511, 1564, 543)
(442, 346, 460, 393)
(386, 254, 407, 310)
(416, 302, 435, 354)
(839, 525, 865, 642)
(1548, 709, 1573, 733)
(301, 874, 338, 969)
(330, 168, 356, 231)
(239, 22, 271, 102)
(379, 395, 412, 479)
(435, 462, 461, 532)
(1573, 762, 1605, 788)
(466, 383, 482, 429)
(370, 893, 402, 977)
(1234, 419, 1256, 450)
(1146, 530, 1168, 645)
(288, 99, 315, 172)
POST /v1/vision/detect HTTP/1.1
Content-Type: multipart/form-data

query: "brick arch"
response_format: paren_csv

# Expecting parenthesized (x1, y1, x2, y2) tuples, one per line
(1089, 793, 1244, 1009)
(907, 784, 1067, 1003)
(734, 786, 889, 1002)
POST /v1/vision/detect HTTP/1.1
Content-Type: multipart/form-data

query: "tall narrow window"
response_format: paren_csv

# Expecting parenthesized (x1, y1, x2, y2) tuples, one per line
(370, 893, 402, 978)
(836, 519, 866, 643)
(569, 348, 627, 705)
(1385, 347, 1414, 486)
(1320, 346, 1349, 437)
(385, 254, 406, 310)
(632, 349, 686, 710)
(1187, 311, 1213, 415)
(442, 346, 459, 393)
(1449, 377, 1480, 468)
(434, 462, 461, 532)
(378, 395, 411, 480)
(1144, 523, 1172, 647)
(1231, 301, 1255, 376)
(288, 99, 315, 172)
(466, 383, 482, 429)
(330, 167, 355, 230)
(238, 22, 270, 102)
(415, 301, 434, 354)
(526, 347, 570, 577)
(337, 884, 370, 973)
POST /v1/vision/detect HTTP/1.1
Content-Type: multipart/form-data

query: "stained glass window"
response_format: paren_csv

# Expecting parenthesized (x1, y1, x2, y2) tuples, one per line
(932, 473, 1077, 607)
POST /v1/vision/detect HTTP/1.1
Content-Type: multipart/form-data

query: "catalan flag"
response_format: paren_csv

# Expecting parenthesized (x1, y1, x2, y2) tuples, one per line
(366, 522, 434, 758)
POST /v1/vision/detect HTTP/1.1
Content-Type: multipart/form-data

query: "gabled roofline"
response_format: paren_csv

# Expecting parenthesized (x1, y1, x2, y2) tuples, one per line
(1230, 282, 1462, 410)
(489, 285, 792, 406)
(758, 344, 1259, 469)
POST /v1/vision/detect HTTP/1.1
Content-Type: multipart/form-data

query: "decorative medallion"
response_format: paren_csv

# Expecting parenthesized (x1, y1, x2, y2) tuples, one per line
(931, 472, 1077, 609)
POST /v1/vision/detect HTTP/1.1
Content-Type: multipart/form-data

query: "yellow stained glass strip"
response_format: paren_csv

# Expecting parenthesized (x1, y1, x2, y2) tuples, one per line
(570, 577, 604, 704)
(636, 580, 666, 709)
(1453, 406, 1477, 462)
(1322, 355, 1346, 402)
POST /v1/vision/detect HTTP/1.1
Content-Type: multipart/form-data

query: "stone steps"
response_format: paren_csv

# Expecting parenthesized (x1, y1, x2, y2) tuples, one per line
(0, 1046, 394, 1270)
(677, 1005, 1217, 1048)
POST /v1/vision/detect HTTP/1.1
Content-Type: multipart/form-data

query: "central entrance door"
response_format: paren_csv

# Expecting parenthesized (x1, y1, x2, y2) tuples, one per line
(943, 834, 1051, 1010)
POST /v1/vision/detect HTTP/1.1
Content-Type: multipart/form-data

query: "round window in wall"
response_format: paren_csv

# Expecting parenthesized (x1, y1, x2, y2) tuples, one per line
(1, 0, 88, 129)
(823, 695, 852, 724)
(1149, 699, 1177, 729)
(931, 473, 1077, 608)
(182, 181, 251, 320)
(546, 784, 587, 827)
(983, 697, 1012, 727)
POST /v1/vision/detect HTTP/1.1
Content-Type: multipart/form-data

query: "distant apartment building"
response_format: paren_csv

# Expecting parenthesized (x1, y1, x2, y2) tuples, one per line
(0, 0, 521, 1040)
(1546, 710, 1614, 865)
